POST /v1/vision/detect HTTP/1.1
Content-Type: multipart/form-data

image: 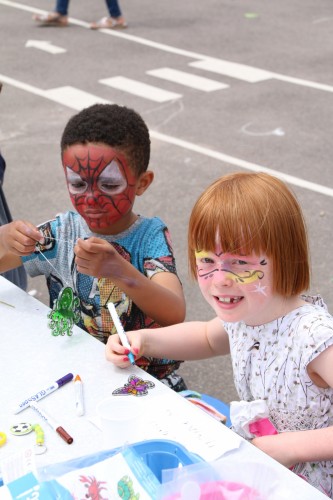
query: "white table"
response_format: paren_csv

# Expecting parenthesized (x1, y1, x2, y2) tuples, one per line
(0, 276, 326, 498)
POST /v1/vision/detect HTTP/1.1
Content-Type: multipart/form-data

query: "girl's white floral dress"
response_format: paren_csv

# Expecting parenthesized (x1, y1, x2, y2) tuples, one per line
(225, 295, 333, 497)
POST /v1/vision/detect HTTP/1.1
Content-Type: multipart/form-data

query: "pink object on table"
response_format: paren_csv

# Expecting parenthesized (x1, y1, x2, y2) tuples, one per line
(164, 480, 261, 499)
(249, 417, 278, 437)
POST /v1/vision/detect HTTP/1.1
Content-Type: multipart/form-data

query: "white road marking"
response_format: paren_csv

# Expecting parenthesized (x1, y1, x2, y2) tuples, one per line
(0, 74, 49, 97)
(99, 76, 182, 102)
(0, 75, 111, 109)
(44, 86, 111, 109)
(25, 40, 66, 55)
(146, 67, 228, 92)
(271, 74, 333, 93)
(1, 0, 332, 93)
(189, 59, 273, 83)
(149, 130, 333, 198)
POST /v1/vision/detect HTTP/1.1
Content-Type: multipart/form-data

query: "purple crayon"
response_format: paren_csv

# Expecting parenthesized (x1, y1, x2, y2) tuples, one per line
(13, 373, 74, 414)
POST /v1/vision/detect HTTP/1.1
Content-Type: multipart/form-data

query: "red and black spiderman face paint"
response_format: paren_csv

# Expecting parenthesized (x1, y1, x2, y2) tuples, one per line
(63, 144, 137, 232)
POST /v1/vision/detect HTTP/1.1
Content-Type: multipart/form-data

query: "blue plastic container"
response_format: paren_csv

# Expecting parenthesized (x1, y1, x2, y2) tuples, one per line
(38, 439, 203, 484)
(130, 439, 202, 482)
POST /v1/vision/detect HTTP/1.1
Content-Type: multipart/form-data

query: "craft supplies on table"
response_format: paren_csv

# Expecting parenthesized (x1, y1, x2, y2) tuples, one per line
(0, 276, 326, 499)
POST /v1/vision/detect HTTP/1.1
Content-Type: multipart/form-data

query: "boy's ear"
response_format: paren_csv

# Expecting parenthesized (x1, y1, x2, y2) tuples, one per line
(136, 171, 154, 196)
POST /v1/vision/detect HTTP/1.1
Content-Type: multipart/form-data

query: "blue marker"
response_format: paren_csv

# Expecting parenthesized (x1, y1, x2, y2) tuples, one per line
(107, 302, 135, 365)
(13, 373, 74, 414)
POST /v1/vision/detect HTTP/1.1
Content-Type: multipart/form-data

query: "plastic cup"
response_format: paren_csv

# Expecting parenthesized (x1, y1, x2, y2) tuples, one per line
(96, 396, 145, 450)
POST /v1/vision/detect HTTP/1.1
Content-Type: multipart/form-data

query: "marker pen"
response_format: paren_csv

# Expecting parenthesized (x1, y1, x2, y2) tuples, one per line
(107, 302, 135, 365)
(13, 373, 74, 414)
(74, 374, 84, 416)
(29, 402, 73, 444)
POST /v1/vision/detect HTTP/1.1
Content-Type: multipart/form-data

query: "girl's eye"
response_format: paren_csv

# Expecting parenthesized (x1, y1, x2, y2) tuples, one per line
(235, 259, 248, 266)
(201, 258, 215, 264)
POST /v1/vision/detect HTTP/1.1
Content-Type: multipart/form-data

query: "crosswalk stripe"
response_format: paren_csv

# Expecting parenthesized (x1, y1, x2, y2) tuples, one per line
(44, 86, 111, 110)
(146, 67, 228, 92)
(189, 59, 273, 83)
(99, 76, 182, 102)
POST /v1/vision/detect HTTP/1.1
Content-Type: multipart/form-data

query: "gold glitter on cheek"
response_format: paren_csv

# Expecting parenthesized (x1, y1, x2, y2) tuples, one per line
(195, 250, 211, 259)
(226, 269, 265, 285)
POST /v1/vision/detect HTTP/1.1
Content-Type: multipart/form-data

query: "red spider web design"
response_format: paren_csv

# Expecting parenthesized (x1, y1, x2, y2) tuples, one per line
(66, 150, 137, 221)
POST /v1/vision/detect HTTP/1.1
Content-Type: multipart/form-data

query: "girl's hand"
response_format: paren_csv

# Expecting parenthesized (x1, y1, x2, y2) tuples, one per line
(253, 426, 333, 467)
(105, 331, 141, 367)
(0, 220, 43, 256)
(251, 434, 296, 469)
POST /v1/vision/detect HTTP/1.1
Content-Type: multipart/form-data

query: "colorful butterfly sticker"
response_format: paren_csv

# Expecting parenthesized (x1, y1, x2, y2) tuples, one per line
(112, 375, 155, 397)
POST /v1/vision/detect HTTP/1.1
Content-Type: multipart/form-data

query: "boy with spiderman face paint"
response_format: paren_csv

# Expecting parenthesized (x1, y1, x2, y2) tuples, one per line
(0, 104, 186, 391)
(64, 143, 141, 232)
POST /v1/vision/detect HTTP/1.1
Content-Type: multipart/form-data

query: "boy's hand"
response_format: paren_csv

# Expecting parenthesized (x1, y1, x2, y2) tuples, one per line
(0, 220, 44, 256)
(74, 237, 129, 280)
(105, 331, 140, 367)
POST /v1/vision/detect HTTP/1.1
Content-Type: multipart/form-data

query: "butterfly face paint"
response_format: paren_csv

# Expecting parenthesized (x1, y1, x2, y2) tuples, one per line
(195, 250, 267, 286)
(63, 144, 137, 232)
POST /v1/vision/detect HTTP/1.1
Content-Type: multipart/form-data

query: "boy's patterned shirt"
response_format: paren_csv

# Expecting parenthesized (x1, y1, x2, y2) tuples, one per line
(22, 211, 184, 382)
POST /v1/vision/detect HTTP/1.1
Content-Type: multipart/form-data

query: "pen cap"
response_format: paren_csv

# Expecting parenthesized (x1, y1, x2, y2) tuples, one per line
(56, 373, 74, 386)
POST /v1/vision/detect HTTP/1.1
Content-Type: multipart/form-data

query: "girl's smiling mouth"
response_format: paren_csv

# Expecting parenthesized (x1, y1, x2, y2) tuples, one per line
(215, 295, 243, 305)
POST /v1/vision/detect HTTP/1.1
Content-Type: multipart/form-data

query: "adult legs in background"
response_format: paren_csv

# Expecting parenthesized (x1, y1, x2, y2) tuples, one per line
(106, 0, 122, 18)
(33, 0, 127, 29)
(33, 0, 69, 26)
(90, 0, 127, 30)
(55, 0, 70, 16)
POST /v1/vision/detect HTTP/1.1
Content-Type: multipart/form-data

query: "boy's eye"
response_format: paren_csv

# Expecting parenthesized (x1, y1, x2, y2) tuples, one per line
(100, 182, 122, 190)
(71, 181, 86, 189)
(66, 167, 88, 194)
(68, 180, 88, 194)
(97, 178, 126, 194)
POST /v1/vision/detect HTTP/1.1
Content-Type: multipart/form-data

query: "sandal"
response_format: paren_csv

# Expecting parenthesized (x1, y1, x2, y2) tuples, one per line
(90, 17, 128, 30)
(33, 13, 68, 27)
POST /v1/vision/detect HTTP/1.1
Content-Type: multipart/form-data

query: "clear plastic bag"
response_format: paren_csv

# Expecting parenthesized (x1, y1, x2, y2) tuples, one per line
(158, 443, 282, 500)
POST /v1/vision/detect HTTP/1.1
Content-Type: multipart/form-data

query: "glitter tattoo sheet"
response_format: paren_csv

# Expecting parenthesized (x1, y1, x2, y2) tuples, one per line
(138, 395, 242, 461)
(108, 376, 241, 461)
(53, 448, 160, 499)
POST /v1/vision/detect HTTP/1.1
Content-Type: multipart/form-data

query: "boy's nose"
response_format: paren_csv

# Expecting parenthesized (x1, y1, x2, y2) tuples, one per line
(86, 194, 97, 206)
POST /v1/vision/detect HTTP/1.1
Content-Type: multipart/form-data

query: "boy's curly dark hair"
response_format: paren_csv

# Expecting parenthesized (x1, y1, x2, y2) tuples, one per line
(61, 104, 150, 175)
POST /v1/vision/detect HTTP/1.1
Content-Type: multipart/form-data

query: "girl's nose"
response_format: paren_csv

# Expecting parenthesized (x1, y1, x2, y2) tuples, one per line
(213, 268, 234, 287)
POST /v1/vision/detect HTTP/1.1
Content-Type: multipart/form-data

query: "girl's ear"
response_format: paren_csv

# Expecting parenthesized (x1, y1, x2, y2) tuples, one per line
(136, 171, 154, 196)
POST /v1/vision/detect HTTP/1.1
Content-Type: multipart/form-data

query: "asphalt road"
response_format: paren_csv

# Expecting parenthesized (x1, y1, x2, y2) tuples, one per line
(1, 0, 333, 403)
